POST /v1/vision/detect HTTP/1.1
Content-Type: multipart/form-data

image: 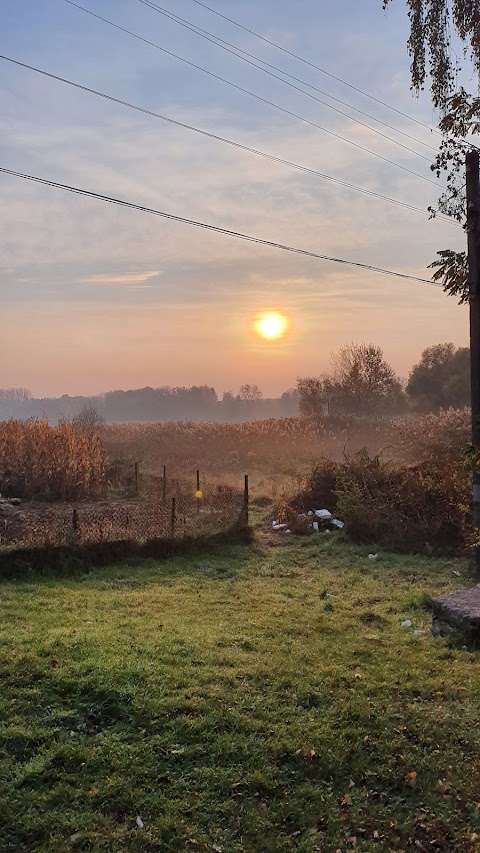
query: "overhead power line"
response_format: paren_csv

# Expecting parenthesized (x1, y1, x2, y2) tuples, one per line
(136, 0, 437, 160)
(0, 166, 442, 288)
(1, 55, 458, 227)
(187, 0, 480, 156)
(188, 0, 442, 138)
(63, 0, 445, 190)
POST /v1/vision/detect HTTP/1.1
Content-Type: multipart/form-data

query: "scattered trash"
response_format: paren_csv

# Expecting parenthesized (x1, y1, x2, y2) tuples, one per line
(315, 509, 333, 520)
(136, 817, 144, 829)
(368, 554, 378, 560)
(401, 620, 413, 628)
(271, 506, 344, 537)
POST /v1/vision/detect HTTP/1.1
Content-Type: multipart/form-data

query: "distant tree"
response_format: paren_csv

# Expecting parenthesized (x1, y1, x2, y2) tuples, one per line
(0, 387, 32, 402)
(239, 384, 263, 403)
(296, 377, 329, 416)
(407, 343, 470, 411)
(280, 388, 300, 416)
(298, 344, 403, 417)
(329, 343, 404, 415)
(72, 402, 105, 432)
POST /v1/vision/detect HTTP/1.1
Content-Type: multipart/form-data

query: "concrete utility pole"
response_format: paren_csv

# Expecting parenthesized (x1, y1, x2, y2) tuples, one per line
(466, 150, 480, 570)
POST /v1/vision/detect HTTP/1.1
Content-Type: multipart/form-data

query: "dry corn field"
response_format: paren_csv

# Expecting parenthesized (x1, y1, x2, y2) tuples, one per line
(0, 409, 472, 555)
(0, 419, 106, 501)
(102, 415, 393, 497)
(0, 420, 247, 553)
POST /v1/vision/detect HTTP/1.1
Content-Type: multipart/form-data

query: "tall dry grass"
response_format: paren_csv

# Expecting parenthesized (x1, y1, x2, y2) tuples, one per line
(102, 414, 392, 493)
(0, 418, 106, 501)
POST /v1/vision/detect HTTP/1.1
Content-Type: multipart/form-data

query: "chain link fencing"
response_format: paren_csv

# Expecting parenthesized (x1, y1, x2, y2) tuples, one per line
(0, 469, 249, 554)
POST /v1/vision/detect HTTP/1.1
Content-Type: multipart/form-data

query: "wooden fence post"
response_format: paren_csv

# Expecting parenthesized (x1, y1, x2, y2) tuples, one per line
(72, 508, 79, 534)
(134, 462, 139, 496)
(171, 496, 176, 539)
(196, 469, 201, 514)
(244, 474, 249, 526)
(163, 465, 167, 503)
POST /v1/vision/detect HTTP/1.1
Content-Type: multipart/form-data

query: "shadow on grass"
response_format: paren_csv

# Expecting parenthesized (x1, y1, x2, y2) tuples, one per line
(0, 524, 254, 582)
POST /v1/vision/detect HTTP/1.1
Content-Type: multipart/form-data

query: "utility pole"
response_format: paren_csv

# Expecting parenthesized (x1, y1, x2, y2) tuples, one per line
(466, 150, 480, 570)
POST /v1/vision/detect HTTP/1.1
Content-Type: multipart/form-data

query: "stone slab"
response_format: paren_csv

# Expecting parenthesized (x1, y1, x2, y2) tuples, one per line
(431, 585, 480, 639)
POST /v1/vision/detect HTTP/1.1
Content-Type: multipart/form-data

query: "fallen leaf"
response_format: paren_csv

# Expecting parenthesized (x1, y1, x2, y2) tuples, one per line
(406, 771, 417, 787)
(302, 749, 317, 759)
(50, 659, 58, 668)
(341, 793, 352, 807)
(212, 845, 223, 852)
(136, 816, 144, 829)
(373, 830, 380, 840)
(354, 672, 362, 680)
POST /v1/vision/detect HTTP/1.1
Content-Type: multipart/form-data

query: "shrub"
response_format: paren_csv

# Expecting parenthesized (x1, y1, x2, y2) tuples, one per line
(297, 450, 469, 555)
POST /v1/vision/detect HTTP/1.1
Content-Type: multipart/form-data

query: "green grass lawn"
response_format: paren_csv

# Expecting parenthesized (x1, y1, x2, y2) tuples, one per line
(2, 537, 480, 852)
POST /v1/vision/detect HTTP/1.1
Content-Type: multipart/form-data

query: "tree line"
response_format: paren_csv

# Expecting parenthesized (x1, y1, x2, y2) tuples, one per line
(0, 384, 299, 424)
(297, 342, 470, 417)
(0, 342, 470, 424)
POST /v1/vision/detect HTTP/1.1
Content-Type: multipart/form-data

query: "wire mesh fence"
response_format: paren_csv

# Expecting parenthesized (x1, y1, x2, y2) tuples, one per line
(0, 469, 248, 554)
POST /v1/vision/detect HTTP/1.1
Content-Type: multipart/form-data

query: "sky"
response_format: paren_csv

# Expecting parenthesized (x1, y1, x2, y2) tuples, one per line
(0, 0, 469, 397)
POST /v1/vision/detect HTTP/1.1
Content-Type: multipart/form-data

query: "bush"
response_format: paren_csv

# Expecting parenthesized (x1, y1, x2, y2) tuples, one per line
(298, 449, 470, 555)
(0, 418, 106, 501)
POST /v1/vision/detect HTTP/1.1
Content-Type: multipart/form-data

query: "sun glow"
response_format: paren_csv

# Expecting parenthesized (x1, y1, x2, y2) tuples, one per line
(254, 311, 289, 341)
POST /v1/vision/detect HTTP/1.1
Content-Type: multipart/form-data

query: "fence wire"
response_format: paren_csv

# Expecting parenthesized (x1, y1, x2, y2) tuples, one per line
(0, 471, 247, 552)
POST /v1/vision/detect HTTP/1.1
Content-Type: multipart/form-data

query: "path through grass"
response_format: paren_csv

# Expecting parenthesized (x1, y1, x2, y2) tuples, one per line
(1, 538, 480, 851)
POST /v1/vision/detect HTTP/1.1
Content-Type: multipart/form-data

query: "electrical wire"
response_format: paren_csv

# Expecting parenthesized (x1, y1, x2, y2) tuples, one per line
(135, 0, 437, 160)
(186, 0, 480, 156)
(188, 0, 443, 137)
(0, 54, 459, 227)
(0, 166, 443, 287)
(62, 0, 446, 190)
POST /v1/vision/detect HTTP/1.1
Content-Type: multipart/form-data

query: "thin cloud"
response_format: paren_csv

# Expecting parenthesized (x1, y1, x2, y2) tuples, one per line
(80, 271, 161, 285)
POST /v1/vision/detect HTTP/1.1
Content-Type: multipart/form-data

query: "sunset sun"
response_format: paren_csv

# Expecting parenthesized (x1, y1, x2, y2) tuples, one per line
(254, 311, 289, 341)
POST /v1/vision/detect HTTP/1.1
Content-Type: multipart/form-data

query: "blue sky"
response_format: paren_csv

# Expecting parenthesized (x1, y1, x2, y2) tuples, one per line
(1, 0, 468, 396)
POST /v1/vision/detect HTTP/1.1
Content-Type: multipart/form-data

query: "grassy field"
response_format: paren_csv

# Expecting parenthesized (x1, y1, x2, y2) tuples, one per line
(1, 536, 480, 852)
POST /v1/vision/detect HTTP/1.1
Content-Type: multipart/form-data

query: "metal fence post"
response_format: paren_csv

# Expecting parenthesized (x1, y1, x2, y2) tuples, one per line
(196, 469, 201, 514)
(171, 496, 176, 539)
